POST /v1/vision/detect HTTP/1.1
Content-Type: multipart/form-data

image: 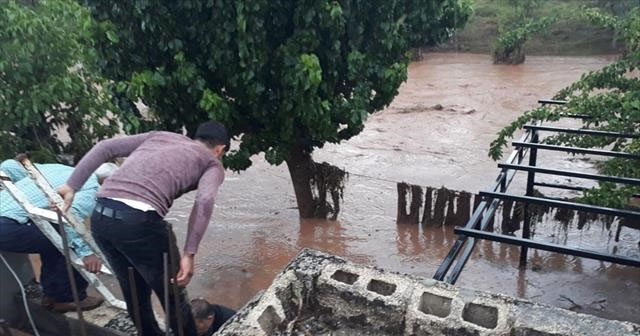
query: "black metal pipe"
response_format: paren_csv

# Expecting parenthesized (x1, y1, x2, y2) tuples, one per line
(434, 128, 532, 281)
(538, 99, 567, 105)
(520, 131, 538, 267)
(128, 267, 143, 336)
(167, 224, 185, 336)
(522, 125, 640, 138)
(433, 200, 487, 281)
(433, 239, 465, 281)
(497, 163, 640, 186)
(480, 191, 640, 218)
(560, 114, 593, 119)
(163, 253, 170, 336)
(454, 227, 640, 267)
(492, 129, 534, 192)
(512, 141, 640, 160)
(533, 182, 640, 198)
(533, 182, 587, 192)
(446, 198, 502, 284)
(57, 210, 87, 336)
(434, 117, 640, 283)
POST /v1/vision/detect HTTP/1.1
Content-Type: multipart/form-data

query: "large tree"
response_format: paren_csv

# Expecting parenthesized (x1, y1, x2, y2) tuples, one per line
(490, 7, 640, 208)
(84, 0, 471, 218)
(0, 0, 118, 163)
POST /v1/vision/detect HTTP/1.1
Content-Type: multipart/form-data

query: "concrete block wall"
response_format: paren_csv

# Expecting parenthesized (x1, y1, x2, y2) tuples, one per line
(217, 249, 640, 336)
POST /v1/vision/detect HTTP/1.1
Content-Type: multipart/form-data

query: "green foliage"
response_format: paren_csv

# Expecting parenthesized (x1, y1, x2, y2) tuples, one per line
(502, 0, 542, 21)
(491, 0, 553, 64)
(594, 0, 640, 17)
(84, 0, 471, 171)
(490, 8, 640, 208)
(0, 0, 118, 163)
(492, 16, 555, 64)
(406, 0, 473, 47)
(580, 7, 640, 53)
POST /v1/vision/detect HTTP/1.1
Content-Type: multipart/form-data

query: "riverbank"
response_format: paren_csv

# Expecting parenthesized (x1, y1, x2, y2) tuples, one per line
(438, 0, 629, 55)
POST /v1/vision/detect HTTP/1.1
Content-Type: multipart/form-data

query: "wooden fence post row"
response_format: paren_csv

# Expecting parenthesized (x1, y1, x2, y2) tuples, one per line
(396, 183, 616, 235)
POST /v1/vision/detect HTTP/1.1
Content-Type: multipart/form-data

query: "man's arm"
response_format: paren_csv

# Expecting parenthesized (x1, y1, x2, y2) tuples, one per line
(65, 226, 93, 258)
(184, 166, 225, 255)
(67, 178, 103, 272)
(64, 226, 101, 273)
(176, 165, 224, 286)
(66, 132, 155, 191)
(59, 132, 155, 211)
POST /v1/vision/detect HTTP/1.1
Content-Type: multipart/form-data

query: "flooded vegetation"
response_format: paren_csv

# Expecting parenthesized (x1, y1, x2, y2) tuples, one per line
(165, 53, 640, 323)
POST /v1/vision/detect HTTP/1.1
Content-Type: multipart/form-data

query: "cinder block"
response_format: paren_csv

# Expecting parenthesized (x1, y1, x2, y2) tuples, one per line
(218, 249, 640, 336)
(314, 264, 414, 334)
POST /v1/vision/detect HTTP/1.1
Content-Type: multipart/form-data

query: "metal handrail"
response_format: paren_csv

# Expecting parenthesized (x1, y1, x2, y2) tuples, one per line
(523, 125, 640, 138)
(497, 163, 640, 186)
(433, 125, 535, 281)
(434, 99, 640, 284)
(512, 141, 640, 160)
(454, 227, 640, 267)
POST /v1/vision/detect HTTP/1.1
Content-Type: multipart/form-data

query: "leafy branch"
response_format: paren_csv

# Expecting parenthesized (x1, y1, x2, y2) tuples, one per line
(490, 7, 640, 208)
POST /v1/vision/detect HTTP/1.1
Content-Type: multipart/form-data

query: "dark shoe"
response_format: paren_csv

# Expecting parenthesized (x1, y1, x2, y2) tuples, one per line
(52, 296, 104, 313)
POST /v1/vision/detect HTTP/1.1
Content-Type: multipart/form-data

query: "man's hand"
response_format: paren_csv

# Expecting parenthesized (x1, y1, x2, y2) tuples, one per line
(57, 184, 75, 212)
(83, 255, 102, 273)
(175, 254, 194, 287)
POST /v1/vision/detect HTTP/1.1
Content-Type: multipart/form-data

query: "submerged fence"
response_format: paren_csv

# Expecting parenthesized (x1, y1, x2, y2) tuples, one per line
(397, 183, 623, 237)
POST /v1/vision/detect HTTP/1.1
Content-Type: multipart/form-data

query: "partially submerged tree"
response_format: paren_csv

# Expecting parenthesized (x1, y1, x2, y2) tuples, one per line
(492, 0, 552, 64)
(492, 17, 554, 64)
(490, 7, 640, 208)
(84, 0, 471, 218)
(0, 0, 117, 163)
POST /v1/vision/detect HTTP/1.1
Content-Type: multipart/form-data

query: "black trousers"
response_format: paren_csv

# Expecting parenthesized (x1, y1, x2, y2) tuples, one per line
(0, 216, 88, 303)
(91, 198, 197, 336)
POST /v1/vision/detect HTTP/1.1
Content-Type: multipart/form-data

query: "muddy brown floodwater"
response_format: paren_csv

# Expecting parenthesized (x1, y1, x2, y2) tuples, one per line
(163, 53, 640, 324)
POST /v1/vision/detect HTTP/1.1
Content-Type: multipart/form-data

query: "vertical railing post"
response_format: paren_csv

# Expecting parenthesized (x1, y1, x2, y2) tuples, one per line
(520, 130, 538, 267)
(499, 171, 507, 193)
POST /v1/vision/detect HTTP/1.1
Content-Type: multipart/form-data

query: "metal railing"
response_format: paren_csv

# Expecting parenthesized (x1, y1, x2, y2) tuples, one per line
(434, 99, 640, 284)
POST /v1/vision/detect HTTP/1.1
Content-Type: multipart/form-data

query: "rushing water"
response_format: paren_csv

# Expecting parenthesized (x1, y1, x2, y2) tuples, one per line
(160, 53, 639, 324)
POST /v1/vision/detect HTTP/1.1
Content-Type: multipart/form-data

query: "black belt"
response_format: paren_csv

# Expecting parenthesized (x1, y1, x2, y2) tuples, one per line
(94, 203, 126, 220)
(94, 203, 159, 221)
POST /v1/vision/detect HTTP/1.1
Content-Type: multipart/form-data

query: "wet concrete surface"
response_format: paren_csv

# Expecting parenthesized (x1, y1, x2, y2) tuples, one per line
(144, 53, 638, 324)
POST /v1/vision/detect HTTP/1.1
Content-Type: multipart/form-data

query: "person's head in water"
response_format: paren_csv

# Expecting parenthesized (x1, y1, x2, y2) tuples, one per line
(191, 298, 215, 336)
(194, 121, 230, 160)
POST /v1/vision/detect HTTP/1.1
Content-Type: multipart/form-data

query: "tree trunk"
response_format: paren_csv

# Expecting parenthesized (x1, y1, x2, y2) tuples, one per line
(285, 148, 316, 218)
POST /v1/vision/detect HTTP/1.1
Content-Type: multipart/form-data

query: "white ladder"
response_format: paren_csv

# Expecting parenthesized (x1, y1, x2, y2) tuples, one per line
(0, 170, 125, 310)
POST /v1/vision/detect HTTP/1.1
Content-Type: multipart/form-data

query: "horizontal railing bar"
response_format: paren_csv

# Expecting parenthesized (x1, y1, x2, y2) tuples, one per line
(480, 191, 640, 218)
(538, 99, 567, 105)
(454, 227, 640, 268)
(512, 142, 640, 160)
(533, 182, 640, 199)
(523, 125, 640, 138)
(497, 163, 640, 187)
(533, 182, 586, 192)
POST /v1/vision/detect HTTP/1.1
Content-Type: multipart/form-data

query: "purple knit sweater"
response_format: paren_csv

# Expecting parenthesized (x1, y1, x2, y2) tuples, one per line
(67, 131, 225, 254)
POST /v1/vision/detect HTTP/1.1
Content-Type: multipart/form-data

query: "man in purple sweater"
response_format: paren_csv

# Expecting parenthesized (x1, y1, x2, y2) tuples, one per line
(58, 121, 228, 336)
